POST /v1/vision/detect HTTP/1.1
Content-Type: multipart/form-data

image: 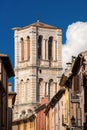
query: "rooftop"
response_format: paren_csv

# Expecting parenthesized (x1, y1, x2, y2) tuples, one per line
(13, 21, 61, 30)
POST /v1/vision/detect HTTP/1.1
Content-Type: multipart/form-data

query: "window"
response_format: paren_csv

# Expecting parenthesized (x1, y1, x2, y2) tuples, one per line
(39, 78, 44, 101)
(21, 110, 26, 115)
(39, 69, 42, 73)
(48, 36, 53, 60)
(26, 78, 30, 102)
(38, 35, 43, 59)
(20, 79, 24, 103)
(20, 38, 24, 61)
(27, 36, 30, 60)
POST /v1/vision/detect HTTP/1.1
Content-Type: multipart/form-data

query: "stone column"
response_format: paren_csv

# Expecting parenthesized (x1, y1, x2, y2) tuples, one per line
(46, 82, 49, 96)
(52, 40, 54, 61)
(25, 39, 30, 61)
(24, 40, 27, 60)
(42, 39, 45, 60)
(48, 82, 50, 100)
(53, 40, 57, 61)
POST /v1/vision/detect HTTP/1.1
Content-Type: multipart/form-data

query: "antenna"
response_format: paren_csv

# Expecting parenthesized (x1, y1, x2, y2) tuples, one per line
(37, 14, 41, 22)
(37, 19, 39, 22)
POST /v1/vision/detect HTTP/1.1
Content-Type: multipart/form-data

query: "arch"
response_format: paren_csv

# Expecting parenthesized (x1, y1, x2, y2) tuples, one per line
(27, 109, 32, 113)
(26, 36, 30, 60)
(20, 37, 23, 41)
(21, 110, 26, 115)
(19, 79, 24, 104)
(39, 78, 43, 85)
(48, 36, 53, 60)
(38, 78, 45, 102)
(20, 79, 23, 82)
(26, 78, 29, 81)
(20, 37, 24, 61)
(49, 79, 53, 84)
(49, 79, 54, 100)
(26, 78, 30, 102)
(38, 35, 43, 59)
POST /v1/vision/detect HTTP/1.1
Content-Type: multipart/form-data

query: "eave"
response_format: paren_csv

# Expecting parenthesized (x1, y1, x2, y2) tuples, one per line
(45, 88, 65, 114)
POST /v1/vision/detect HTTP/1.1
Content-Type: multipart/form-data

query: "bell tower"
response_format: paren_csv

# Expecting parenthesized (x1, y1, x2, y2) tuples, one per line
(13, 21, 62, 120)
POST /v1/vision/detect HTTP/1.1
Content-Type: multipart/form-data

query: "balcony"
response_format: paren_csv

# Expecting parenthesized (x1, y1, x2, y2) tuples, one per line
(70, 93, 80, 103)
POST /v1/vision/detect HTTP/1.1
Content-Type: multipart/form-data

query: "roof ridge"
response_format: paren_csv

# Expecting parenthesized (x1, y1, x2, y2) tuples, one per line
(13, 21, 59, 30)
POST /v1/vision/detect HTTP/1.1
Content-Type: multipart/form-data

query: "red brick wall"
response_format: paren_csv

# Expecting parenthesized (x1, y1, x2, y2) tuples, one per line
(41, 97, 48, 105)
(36, 97, 48, 130)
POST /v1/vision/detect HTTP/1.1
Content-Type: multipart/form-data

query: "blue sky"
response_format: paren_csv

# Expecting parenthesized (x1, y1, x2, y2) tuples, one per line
(0, 0, 87, 89)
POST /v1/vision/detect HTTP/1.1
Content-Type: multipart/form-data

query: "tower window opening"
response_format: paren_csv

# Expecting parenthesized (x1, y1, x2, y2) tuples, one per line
(20, 37, 24, 61)
(48, 36, 53, 60)
(39, 69, 42, 73)
(27, 36, 30, 60)
(38, 35, 43, 59)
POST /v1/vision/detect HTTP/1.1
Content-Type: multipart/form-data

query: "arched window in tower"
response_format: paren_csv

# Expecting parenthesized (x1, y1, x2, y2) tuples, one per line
(39, 78, 45, 102)
(20, 79, 24, 104)
(27, 36, 30, 60)
(49, 79, 55, 100)
(38, 35, 43, 59)
(48, 36, 53, 60)
(20, 37, 24, 61)
(26, 78, 30, 102)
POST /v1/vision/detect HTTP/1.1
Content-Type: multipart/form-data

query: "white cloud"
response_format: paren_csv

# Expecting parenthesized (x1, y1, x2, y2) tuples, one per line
(62, 21, 87, 68)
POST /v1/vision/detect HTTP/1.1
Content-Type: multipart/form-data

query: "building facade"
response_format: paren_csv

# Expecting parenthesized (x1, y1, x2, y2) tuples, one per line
(13, 21, 62, 120)
(36, 97, 48, 130)
(8, 83, 16, 130)
(45, 87, 65, 130)
(0, 54, 14, 130)
(12, 114, 36, 130)
(12, 97, 48, 130)
(61, 52, 87, 130)
(45, 52, 87, 130)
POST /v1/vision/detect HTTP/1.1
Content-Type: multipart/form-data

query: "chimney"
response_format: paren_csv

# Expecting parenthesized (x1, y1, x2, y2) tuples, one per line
(66, 62, 72, 70)
(72, 56, 76, 66)
(8, 83, 12, 92)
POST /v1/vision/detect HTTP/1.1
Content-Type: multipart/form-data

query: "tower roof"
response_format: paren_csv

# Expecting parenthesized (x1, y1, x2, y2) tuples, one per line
(13, 21, 61, 30)
(29, 21, 58, 29)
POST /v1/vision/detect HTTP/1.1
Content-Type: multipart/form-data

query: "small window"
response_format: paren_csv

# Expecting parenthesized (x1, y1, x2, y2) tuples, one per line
(20, 79, 23, 82)
(27, 36, 29, 39)
(28, 109, 32, 113)
(20, 37, 24, 61)
(21, 110, 25, 115)
(20, 37, 23, 41)
(48, 36, 53, 60)
(39, 69, 42, 73)
(38, 35, 43, 59)
(27, 36, 30, 60)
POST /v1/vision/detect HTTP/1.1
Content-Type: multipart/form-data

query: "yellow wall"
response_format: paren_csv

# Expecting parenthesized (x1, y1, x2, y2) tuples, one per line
(63, 89, 69, 125)
(16, 119, 36, 130)
(46, 108, 53, 130)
